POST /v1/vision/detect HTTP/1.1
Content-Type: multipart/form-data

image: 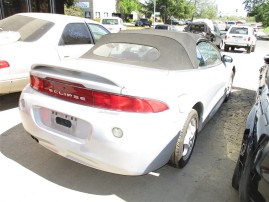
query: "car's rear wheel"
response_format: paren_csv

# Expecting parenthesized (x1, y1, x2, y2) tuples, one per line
(232, 159, 241, 190)
(224, 45, 229, 52)
(251, 45, 256, 52)
(170, 109, 198, 168)
(247, 46, 251, 53)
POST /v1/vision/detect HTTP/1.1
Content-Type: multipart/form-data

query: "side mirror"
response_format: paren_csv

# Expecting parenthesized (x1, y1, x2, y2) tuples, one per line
(264, 54, 269, 64)
(222, 55, 233, 63)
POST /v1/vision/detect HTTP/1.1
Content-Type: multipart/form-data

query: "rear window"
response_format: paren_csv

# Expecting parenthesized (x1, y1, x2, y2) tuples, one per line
(189, 24, 205, 32)
(229, 27, 248, 35)
(0, 14, 54, 42)
(93, 43, 160, 62)
(102, 19, 119, 25)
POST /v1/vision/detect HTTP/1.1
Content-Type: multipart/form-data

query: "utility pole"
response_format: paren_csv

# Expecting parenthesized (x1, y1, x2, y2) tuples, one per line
(153, 0, 156, 26)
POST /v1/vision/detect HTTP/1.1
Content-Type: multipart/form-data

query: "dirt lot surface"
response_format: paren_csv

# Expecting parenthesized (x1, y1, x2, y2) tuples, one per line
(203, 87, 256, 162)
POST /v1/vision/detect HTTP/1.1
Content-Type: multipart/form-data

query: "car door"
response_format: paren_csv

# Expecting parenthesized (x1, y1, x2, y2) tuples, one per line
(257, 67, 269, 138)
(196, 41, 230, 118)
(57, 23, 94, 60)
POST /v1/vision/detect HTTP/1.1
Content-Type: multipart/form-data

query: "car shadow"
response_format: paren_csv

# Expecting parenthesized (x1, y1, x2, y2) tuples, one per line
(0, 87, 254, 201)
(0, 92, 21, 111)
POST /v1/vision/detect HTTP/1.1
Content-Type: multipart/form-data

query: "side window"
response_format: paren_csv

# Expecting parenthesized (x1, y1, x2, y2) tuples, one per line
(87, 23, 109, 42)
(60, 23, 92, 45)
(196, 41, 222, 67)
(214, 25, 220, 35)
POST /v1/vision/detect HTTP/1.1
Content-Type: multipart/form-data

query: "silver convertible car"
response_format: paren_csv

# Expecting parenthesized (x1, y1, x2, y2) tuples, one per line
(19, 30, 235, 175)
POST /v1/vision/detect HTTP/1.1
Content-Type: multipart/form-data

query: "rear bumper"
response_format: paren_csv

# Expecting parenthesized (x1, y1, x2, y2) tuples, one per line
(19, 86, 183, 175)
(224, 41, 252, 48)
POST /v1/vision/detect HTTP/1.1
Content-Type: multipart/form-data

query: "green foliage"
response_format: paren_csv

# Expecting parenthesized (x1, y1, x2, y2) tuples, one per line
(116, 0, 141, 14)
(264, 27, 269, 33)
(145, 0, 195, 22)
(243, 0, 269, 27)
(64, 0, 76, 8)
(64, 4, 84, 17)
(94, 18, 101, 22)
(243, 0, 268, 13)
(144, 0, 217, 22)
(116, 0, 141, 21)
(246, 16, 256, 22)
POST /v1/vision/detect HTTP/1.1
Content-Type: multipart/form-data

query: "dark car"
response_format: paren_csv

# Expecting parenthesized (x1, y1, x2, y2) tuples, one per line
(184, 21, 223, 49)
(232, 55, 269, 202)
(154, 24, 181, 32)
(135, 18, 152, 27)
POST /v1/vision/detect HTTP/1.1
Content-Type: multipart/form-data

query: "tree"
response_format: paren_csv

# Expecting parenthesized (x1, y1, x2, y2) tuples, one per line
(64, 4, 84, 17)
(116, 0, 141, 20)
(145, 0, 194, 22)
(64, 0, 77, 8)
(243, 0, 269, 26)
(187, 0, 217, 19)
(243, 0, 267, 13)
(144, 0, 217, 22)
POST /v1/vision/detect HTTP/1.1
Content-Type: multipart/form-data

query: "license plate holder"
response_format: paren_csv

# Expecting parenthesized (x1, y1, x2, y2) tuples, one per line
(51, 111, 77, 134)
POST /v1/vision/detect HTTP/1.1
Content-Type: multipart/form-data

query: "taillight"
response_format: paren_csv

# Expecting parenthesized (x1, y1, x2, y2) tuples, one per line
(30, 75, 168, 113)
(224, 35, 227, 40)
(248, 37, 251, 41)
(0, 60, 10, 69)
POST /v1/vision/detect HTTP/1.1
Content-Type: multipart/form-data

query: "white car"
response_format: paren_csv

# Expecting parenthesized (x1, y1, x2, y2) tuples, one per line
(0, 13, 110, 94)
(223, 25, 257, 53)
(100, 17, 126, 33)
(19, 30, 235, 175)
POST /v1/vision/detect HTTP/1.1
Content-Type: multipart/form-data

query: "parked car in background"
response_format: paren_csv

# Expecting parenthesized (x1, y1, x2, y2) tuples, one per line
(100, 17, 126, 33)
(154, 24, 181, 31)
(184, 20, 223, 48)
(223, 25, 257, 53)
(225, 21, 236, 31)
(0, 13, 110, 95)
(232, 54, 269, 202)
(214, 20, 225, 31)
(135, 18, 152, 27)
(237, 23, 259, 36)
(166, 18, 185, 25)
(250, 23, 258, 33)
(19, 30, 235, 176)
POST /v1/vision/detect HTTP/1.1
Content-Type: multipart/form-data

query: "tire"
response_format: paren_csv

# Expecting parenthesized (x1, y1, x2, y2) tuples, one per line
(224, 71, 234, 102)
(238, 150, 253, 202)
(247, 46, 251, 53)
(231, 47, 235, 51)
(211, 36, 216, 43)
(170, 109, 198, 168)
(224, 45, 229, 52)
(232, 159, 241, 190)
(251, 45, 256, 52)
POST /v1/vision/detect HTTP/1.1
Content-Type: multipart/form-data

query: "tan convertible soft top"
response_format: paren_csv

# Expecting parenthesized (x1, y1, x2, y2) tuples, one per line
(81, 29, 206, 70)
